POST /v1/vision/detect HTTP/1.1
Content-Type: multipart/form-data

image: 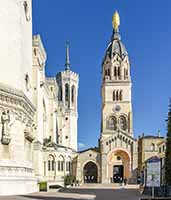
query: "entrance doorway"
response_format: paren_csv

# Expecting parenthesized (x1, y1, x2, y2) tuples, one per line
(113, 165, 124, 183)
(83, 162, 97, 183)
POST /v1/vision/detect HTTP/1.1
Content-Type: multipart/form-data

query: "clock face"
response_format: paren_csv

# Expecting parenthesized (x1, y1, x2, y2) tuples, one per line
(113, 105, 121, 112)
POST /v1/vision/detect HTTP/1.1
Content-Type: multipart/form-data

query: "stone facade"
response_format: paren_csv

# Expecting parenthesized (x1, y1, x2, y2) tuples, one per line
(0, 0, 78, 195)
(137, 134, 164, 174)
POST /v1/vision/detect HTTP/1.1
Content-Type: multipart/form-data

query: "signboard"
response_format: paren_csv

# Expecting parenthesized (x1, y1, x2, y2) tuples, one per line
(146, 157, 161, 187)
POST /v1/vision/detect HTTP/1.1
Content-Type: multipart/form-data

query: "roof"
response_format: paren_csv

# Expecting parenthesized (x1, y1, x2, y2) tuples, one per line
(140, 135, 164, 139)
(43, 141, 76, 152)
(103, 31, 128, 63)
(78, 147, 100, 154)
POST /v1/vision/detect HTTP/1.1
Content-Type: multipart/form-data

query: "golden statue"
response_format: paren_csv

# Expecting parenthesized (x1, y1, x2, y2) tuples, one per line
(112, 11, 120, 32)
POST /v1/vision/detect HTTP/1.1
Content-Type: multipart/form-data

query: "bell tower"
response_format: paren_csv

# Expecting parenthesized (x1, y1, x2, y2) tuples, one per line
(101, 11, 133, 140)
(56, 42, 79, 151)
(99, 11, 137, 184)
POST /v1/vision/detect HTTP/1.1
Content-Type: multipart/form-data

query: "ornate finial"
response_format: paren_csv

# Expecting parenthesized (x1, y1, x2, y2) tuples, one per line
(65, 41, 70, 70)
(112, 11, 120, 32)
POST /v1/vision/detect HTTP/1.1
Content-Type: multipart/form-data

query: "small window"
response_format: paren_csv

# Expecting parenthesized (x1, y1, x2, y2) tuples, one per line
(163, 145, 165, 152)
(69, 162, 71, 172)
(52, 160, 55, 171)
(65, 84, 70, 104)
(71, 85, 76, 104)
(113, 90, 115, 101)
(58, 86, 63, 101)
(150, 143, 155, 151)
(61, 161, 64, 171)
(108, 69, 110, 76)
(117, 156, 121, 161)
(58, 161, 61, 171)
(159, 147, 161, 153)
(48, 160, 51, 171)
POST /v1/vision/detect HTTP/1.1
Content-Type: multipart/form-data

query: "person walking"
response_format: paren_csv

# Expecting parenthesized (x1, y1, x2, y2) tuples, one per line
(124, 178, 127, 186)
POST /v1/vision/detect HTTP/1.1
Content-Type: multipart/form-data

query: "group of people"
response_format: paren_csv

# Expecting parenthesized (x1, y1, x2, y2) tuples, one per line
(112, 175, 128, 185)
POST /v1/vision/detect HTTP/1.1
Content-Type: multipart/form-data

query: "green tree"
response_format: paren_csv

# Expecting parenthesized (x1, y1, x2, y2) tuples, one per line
(165, 99, 171, 185)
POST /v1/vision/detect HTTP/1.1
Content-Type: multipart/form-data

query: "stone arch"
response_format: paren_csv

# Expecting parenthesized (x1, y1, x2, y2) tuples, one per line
(46, 154, 56, 178)
(118, 114, 127, 131)
(107, 148, 131, 182)
(107, 116, 117, 131)
(66, 156, 72, 174)
(83, 161, 98, 183)
(58, 155, 65, 172)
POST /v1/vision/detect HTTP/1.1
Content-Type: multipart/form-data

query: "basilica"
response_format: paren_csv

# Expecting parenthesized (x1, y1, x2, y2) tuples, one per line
(0, 0, 166, 196)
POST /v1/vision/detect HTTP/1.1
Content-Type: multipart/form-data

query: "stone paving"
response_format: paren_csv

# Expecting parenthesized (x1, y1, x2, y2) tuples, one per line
(0, 184, 145, 200)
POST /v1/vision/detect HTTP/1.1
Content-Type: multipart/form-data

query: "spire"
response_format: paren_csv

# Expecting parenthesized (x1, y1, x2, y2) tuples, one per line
(112, 11, 120, 33)
(65, 41, 70, 71)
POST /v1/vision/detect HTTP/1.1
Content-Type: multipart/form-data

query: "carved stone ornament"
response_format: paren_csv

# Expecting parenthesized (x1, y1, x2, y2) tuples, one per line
(24, 127, 34, 143)
(1, 110, 12, 145)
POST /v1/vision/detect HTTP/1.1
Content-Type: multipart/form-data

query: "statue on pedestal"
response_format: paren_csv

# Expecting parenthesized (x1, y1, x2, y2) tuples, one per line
(1, 110, 11, 145)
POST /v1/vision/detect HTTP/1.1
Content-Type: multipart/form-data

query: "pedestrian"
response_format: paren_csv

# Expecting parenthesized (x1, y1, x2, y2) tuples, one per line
(124, 178, 127, 185)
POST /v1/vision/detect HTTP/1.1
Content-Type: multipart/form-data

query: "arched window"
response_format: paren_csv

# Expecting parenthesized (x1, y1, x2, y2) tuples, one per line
(107, 69, 110, 76)
(114, 67, 117, 77)
(48, 155, 55, 171)
(120, 90, 123, 101)
(65, 84, 70, 102)
(119, 116, 127, 130)
(58, 86, 63, 101)
(116, 90, 119, 101)
(107, 117, 117, 131)
(150, 143, 155, 151)
(118, 67, 121, 77)
(105, 70, 108, 76)
(113, 90, 115, 101)
(71, 85, 75, 104)
(58, 155, 65, 172)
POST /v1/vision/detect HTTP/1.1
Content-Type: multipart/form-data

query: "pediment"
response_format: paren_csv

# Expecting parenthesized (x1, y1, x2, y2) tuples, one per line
(103, 130, 136, 145)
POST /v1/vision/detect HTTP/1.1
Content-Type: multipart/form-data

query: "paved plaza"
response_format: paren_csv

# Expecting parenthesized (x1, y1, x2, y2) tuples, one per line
(0, 184, 145, 200)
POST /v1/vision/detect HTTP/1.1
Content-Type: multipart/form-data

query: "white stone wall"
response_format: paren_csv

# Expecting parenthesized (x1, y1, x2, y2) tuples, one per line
(0, 0, 33, 102)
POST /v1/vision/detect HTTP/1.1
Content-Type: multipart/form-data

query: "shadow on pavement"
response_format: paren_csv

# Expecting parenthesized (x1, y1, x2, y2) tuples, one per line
(62, 188, 143, 200)
(22, 195, 85, 200)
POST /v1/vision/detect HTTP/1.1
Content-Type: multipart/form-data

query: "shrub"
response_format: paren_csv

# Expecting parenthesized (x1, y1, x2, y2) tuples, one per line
(64, 175, 76, 186)
(39, 181, 47, 192)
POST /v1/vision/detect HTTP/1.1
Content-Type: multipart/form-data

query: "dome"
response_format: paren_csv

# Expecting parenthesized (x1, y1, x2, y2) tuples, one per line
(105, 32, 128, 61)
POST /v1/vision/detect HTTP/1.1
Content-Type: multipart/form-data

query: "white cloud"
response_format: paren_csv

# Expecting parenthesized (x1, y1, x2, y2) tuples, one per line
(78, 142, 86, 149)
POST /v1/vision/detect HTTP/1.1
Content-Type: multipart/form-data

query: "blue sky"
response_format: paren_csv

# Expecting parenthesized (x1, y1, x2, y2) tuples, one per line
(32, 0, 171, 150)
